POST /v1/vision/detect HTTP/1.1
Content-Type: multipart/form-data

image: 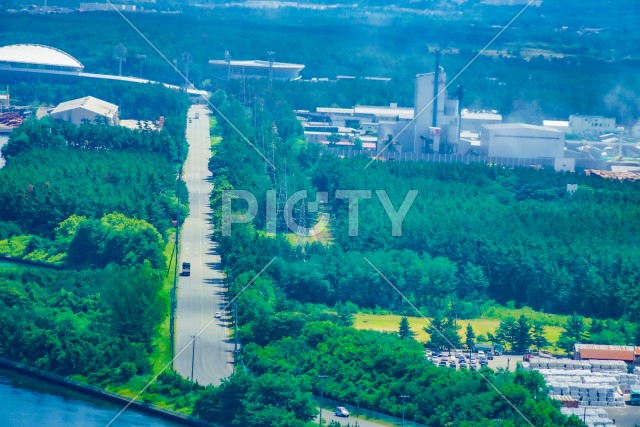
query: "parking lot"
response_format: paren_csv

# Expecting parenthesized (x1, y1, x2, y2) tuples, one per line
(427, 350, 510, 371)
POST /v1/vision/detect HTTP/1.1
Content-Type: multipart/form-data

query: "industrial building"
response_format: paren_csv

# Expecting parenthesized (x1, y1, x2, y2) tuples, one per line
(209, 59, 304, 81)
(79, 3, 137, 11)
(543, 120, 571, 134)
(574, 344, 640, 363)
(0, 44, 84, 73)
(461, 110, 502, 132)
(632, 120, 640, 138)
(0, 44, 206, 101)
(569, 115, 616, 136)
(479, 123, 565, 159)
(376, 59, 462, 156)
(49, 96, 119, 126)
(0, 89, 8, 110)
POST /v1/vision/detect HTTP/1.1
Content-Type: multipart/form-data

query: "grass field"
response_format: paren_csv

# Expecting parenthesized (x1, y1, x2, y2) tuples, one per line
(353, 311, 565, 350)
(149, 231, 177, 373)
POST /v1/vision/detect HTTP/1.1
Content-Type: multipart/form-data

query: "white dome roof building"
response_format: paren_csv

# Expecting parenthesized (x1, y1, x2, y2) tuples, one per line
(0, 44, 84, 72)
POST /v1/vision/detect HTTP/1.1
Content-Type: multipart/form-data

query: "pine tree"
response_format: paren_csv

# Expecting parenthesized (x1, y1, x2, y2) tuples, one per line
(465, 323, 476, 353)
(425, 314, 461, 351)
(557, 314, 589, 355)
(514, 315, 533, 353)
(531, 321, 550, 351)
(495, 317, 517, 350)
(399, 316, 415, 340)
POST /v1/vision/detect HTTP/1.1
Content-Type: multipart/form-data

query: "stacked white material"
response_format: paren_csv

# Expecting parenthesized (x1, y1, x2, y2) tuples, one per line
(590, 360, 627, 373)
(528, 357, 592, 370)
(582, 375, 618, 386)
(634, 366, 640, 375)
(617, 373, 640, 392)
(561, 407, 616, 427)
(543, 372, 622, 407)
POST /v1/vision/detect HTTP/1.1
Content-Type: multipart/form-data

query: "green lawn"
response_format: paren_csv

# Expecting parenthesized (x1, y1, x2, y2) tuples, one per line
(353, 311, 565, 351)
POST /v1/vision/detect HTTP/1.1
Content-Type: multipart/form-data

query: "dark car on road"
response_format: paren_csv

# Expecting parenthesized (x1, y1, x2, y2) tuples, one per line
(180, 262, 191, 276)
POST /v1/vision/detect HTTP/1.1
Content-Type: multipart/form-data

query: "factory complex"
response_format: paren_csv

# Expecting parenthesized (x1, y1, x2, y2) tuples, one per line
(296, 56, 640, 173)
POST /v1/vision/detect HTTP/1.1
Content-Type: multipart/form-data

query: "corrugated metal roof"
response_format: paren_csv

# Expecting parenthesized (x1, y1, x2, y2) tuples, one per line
(575, 344, 634, 351)
(578, 348, 635, 361)
(50, 96, 118, 118)
(482, 123, 563, 133)
(550, 395, 578, 402)
(462, 111, 503, 121)
(0, 44, 84, 70)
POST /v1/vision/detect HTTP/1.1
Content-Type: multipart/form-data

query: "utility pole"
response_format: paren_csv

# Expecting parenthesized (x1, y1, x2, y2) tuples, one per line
(136, 54, 146, 79)
(225, 50, 231, 81)
(267, 51, 275, 88)
(114, 43, 127, 77)
(232, 350, 239, 373)
(190, 335, 198, 381)
(181, 51, 192, 87)
(233, 299, 239, 372)
(318, 375, 328, 426)
(233, 300, 238, 351)
(400, 394, 409, 427)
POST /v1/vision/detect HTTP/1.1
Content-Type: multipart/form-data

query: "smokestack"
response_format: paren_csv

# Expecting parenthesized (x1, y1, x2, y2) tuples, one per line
(432, 51, 440, 128)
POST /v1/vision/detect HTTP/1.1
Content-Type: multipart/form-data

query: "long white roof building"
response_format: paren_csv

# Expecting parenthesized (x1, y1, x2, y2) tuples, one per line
(0, 44, 84, 71)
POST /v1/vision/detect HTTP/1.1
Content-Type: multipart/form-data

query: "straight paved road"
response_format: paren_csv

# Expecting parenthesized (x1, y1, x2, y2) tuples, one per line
(174, 105, 234, 385)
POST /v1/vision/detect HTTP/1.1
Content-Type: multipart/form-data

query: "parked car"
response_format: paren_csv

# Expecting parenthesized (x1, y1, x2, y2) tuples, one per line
(335, 406, 350, 418)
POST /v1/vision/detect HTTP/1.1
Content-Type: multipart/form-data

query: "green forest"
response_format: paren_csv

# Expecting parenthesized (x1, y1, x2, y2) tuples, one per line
(0, 3, 638, 426)
(191, 85, 604, 426)
(2, 1, 640, 122)
(0, 83, 192, 407)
